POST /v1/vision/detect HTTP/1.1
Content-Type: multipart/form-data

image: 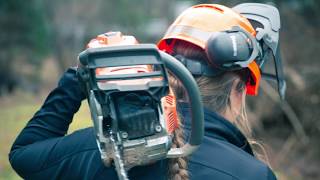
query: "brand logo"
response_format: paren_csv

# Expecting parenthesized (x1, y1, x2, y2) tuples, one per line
(230, 35, 237, 57)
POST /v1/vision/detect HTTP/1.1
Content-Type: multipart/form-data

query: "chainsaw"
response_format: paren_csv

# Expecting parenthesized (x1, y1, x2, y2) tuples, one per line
(77, 42, 204, 180)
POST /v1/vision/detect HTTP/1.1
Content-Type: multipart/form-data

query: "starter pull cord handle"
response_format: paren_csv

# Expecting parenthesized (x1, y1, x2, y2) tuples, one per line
(160, 51, 204, 158)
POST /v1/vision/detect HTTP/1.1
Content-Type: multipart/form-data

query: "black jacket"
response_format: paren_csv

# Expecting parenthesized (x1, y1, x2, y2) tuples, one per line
(9, 68, 277, 180)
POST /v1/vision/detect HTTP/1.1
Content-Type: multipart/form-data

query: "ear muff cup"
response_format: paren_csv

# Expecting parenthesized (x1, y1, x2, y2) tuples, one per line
(205, 26, 260, 71)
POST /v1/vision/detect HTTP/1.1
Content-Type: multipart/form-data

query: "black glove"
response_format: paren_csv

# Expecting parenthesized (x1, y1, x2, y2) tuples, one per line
(58, 67, 87, 102)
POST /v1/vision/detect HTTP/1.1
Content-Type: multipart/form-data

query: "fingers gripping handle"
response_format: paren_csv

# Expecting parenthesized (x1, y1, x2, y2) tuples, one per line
(160, 51, 204, 158)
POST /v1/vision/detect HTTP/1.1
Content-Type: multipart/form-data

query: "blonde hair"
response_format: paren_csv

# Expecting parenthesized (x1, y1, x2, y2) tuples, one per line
(195, 74, 270, 165)
(167, 40, 270, 179)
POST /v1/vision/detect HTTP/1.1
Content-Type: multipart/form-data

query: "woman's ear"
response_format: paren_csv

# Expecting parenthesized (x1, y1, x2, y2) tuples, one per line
(232, 79, 246, 112)
(224, 79, 245, 122)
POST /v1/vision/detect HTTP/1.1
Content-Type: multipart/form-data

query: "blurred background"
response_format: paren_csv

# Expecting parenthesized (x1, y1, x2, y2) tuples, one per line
(0, 0, 319, 179)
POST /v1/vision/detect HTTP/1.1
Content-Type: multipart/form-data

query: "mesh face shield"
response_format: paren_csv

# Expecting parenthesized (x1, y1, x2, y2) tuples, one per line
(233, 3, 286, 99)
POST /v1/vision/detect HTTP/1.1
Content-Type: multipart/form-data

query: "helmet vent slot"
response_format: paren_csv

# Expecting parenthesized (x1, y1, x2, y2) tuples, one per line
(194, 5, 224, 13)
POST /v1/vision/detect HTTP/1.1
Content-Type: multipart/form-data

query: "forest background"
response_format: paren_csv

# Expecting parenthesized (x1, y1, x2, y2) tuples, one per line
(0, 0, 319, 179)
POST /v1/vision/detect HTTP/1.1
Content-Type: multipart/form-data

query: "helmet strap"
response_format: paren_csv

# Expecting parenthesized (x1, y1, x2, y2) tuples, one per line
(174, 55, 223, 76)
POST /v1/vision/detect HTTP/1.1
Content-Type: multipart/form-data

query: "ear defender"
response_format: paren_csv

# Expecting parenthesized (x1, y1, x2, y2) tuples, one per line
(205, 26, 261, 70)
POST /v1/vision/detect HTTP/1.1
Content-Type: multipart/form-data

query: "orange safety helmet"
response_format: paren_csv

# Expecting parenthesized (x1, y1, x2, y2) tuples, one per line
(158, 4, 261, 96)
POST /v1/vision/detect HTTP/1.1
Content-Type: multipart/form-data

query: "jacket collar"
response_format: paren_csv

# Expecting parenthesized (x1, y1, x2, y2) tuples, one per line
(178, 102, 254, 156)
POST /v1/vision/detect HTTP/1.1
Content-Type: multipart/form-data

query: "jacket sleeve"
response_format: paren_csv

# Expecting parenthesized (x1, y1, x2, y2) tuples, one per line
(8, 67, 87, 177)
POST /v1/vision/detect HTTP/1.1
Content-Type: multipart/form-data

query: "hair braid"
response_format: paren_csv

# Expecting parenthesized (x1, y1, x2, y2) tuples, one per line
(168, 117, 189, 180)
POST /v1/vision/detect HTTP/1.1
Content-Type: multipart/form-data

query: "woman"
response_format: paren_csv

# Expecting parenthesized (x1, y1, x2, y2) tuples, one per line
(158, 3, 280, 180)
(9, 3, 279, 180)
